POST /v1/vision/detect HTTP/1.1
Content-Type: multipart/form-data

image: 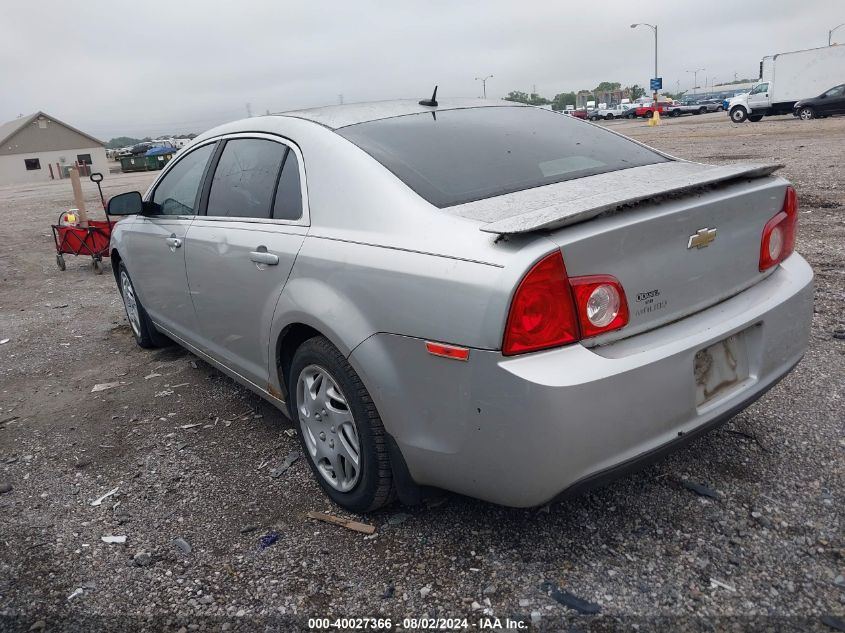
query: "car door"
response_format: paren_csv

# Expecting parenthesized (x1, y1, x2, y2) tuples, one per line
(125, 142, 216, 340)
(747, 82, 769, 110)
(820, 85, 845, 115)
(184, 135, 308, 389)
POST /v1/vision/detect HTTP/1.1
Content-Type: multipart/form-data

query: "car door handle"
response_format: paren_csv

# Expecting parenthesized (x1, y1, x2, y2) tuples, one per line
(249, 250, 279, 266)
(165, 236, 182, 249)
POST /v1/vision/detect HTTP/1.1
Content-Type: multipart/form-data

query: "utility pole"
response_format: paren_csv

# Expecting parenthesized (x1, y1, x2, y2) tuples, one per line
(830, 23, 845, 45)
(475, 75, 493, 99)
(338, 94, 344, 105)
(631, 23, 658, 105)
(245, 103, 252, 118)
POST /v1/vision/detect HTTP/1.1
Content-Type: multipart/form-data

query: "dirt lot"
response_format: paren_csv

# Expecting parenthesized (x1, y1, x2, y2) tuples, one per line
(1, 113, 843, 632)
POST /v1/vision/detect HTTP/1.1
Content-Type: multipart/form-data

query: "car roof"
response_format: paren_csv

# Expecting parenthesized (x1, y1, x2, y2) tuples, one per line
(275, 98, 527, 130)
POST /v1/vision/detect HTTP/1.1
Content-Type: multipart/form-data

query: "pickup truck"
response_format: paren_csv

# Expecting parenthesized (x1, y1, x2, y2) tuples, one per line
(678, 99, 724, 115)
(634, 101, 681, 118)
(587, 104, 636, 120)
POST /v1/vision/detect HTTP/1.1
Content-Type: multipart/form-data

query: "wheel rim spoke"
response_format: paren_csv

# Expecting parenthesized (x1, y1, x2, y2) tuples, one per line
(295, 364, 361, 492)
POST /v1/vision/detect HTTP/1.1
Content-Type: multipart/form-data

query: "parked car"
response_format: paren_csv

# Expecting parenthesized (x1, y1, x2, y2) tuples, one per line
(793, 84, 845, 120)
(106, 99, 813, 512)
(566, 109, 588, 119)
(635, 101, 681, 118)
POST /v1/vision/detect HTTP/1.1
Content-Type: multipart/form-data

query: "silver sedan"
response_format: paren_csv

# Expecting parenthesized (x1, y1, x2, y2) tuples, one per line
(107, 98, 813, 512)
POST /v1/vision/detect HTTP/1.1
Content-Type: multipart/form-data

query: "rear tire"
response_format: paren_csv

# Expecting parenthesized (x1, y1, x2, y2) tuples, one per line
(644, 111, 653, 119)
(118, 263, 168, 349)
(288, 336, 395, 513)
(605, 113, 614, 120)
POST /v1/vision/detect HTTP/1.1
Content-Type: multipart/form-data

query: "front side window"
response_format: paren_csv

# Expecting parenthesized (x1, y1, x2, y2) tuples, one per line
(206, 139, 286, 219)
(750, 83, 769, 95)
(337, 106, 668, 208)
(150, 143, 214, 216)
(824, 85, 844, 98)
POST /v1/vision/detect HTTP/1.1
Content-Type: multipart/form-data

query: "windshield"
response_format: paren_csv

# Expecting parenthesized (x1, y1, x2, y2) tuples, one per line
(337, 106, 669, 208)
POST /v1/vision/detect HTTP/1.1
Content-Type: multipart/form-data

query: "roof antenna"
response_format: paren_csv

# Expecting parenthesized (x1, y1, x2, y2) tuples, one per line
(419, 85, 438, 107)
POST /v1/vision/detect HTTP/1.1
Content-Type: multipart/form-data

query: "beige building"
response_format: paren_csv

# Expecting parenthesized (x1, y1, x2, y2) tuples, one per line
(0, 111, 108, 185)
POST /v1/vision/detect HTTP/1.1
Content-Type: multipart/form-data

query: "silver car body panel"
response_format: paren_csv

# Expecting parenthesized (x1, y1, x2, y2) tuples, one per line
(349, 254, 812, 507)
(109, 101, 814, 507)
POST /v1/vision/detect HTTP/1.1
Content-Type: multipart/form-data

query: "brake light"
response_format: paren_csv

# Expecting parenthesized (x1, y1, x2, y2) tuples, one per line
(569, 275, 629, 339)
(503, 253, 630, 356)
(502, 251, 579, 356)
(759, 186, 798, 271)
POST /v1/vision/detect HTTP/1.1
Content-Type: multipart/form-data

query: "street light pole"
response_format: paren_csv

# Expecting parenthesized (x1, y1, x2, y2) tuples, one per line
(830, 23, 845, 45)
(475, 75, 493, 99)
(631, 23, 658, 104)
(686, 68, 705, 97)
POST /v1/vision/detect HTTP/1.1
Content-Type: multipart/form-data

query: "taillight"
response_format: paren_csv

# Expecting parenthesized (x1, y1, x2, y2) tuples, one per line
(569, 275, 629, 339)
(759, 186, 798, 271)
(502, 253, 630, 356)
(502, 251, 579, 356)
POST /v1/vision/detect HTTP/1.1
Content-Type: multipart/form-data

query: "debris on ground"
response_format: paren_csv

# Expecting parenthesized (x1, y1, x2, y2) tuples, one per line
(91, 382, 120, 393)
(682, 480, 720, 499)
(0, 482, 12, 494)
(541, 581, 601, 615)
(143, 373, 161, 380)
(259, 531, 281, 548)
(709, 578, 737, 592)
(66, 588, 84, 601)
(172, 537, 192, 556)
(90, 487, 119, 506)
(269, 451, 301, 478)
(0, 339, 9, 345)
(381, 582, 395, 599)
(283, 429, 296, 438)
(307, 511, 376, 535)
(133, 551, 152, 567)
(100, 535, 126, 544)
(821, 615, 845, 632)
(179, 423, 202, 430)
(387, 512, 410, 527)
(240, 525, 260, 534)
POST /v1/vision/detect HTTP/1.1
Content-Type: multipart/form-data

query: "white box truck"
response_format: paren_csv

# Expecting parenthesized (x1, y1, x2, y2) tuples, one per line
(728, 44, 845, 122)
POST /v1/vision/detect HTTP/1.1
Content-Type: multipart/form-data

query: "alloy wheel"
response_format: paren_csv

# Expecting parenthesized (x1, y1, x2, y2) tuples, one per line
(296, 364, 361, 492)
(120, 271, 141, 337)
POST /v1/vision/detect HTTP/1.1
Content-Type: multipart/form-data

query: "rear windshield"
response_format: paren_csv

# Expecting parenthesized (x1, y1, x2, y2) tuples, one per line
(337, 106, 669, 207)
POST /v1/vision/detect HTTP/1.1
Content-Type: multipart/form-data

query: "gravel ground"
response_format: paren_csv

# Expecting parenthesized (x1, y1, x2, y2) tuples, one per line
(0, 113, 843, 632)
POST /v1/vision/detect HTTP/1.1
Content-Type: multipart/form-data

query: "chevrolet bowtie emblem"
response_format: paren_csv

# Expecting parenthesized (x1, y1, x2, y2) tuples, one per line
(687, 228, 718, 249)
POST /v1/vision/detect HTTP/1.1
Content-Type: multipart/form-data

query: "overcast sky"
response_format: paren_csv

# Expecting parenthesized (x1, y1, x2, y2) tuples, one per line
(2, 0, 842, 140)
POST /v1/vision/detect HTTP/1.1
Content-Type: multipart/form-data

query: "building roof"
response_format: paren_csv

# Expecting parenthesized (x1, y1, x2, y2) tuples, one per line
(0, 111, 104, 149)
(277, 98, 524, 129)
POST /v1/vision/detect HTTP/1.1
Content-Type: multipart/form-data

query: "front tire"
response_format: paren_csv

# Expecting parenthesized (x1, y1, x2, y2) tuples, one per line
(118, 263, 167, 349)
(797, 107, 815, 120)
(730, 107, 748, 123)
(644, 111, 653, 119)
(288, 336, 395, 513)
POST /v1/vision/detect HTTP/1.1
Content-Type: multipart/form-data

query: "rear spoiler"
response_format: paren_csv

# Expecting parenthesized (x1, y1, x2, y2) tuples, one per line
(476, 161, 783, 235)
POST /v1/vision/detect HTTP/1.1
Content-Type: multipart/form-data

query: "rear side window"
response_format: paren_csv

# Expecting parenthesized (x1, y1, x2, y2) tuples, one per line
(337, 106, 668, 207)
(151, 143, 214, 215)
(207, 139, 286, 218)
(272, 150, 303, 221)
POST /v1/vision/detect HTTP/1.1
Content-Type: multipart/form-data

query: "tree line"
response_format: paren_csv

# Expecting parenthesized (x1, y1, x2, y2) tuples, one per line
(503, 82, 646, 110)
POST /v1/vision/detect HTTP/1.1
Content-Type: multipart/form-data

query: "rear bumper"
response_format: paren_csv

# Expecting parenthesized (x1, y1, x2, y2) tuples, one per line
(349, 254, 814, 507)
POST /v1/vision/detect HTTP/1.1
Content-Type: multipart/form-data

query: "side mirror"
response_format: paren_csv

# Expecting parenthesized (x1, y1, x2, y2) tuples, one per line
(107, 191, 143, 216)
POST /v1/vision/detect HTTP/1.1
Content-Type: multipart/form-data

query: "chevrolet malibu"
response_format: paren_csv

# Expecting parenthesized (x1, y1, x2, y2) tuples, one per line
(106, 99, 813, 512)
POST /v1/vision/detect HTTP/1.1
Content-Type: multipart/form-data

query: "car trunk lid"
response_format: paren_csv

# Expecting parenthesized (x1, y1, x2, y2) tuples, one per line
(449, 161, 788, 345)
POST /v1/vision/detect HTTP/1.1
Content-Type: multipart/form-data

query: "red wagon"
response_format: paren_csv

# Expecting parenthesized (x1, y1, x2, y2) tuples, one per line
(51, 172, 113, 274)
